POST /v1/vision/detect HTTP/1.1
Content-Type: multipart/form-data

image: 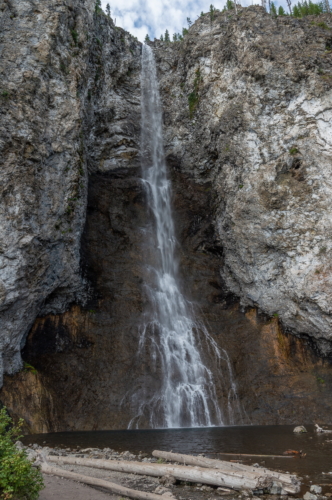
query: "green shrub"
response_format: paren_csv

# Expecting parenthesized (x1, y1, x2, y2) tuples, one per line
(23, 363, 37, 375)
(289, 147, 299, 155)
(71, 29, 79, 45)
(313, 21, 331, 29)
(188, 92, 199, 118)
(188, 68, 202, 118)
(0, 408, 44, 499)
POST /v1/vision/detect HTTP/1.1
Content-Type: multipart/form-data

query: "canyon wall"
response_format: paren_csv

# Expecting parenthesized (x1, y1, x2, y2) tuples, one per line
(0, 0, 141, 384)
(1, 0, 332, 431)
(154, 6, 332, 356)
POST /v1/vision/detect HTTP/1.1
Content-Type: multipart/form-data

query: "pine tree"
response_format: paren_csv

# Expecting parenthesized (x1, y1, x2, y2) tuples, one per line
(145, 34, 150, 43)
(95, 0, 102, 13)
(182, 27, 189, 36)
(106, 3, 111, 16)
(160, 34, 164, 41)
(200, 11, 205, 16)
(165, 29, 170, 42)
(173, 33, 178, 41)
(187, 17, 193, 27)
(209, 4, 216, 23)
(278, 5, 286, 14)
(270, 1, 277, 15)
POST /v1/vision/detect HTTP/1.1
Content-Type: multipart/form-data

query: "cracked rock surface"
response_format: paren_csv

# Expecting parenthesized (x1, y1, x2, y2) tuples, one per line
(1, 3, 332, 429)
(152, 6, 332, 355)
(0, 0, 141, 384)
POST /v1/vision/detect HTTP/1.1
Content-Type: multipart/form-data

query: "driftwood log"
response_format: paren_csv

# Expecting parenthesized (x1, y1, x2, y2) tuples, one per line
(151, 450, 299, 492)
(212, 452, 293, 459)
(315, 424, 332, 434)
(40, 463, 171, 500)
(47, 455, 299, 494)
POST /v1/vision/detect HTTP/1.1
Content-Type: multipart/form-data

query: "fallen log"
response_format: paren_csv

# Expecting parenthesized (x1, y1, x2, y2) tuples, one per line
(152, 450, 299, 490)
(315, 424, 332, 434)
(213, 452, 293, 459)
(40, 463, 170, 500)
(47, 455, 298, 494)
(47, 455, 262, 489)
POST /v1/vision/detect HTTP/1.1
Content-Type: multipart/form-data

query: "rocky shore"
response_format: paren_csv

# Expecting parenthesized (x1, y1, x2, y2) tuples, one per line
(18, 442, 331, 500)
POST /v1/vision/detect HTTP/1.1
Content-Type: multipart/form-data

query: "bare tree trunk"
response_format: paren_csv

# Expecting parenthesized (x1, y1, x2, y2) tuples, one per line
(151, 450, 299, 493)
(46, 455, 299, 494)
(40, 463, 170, 500)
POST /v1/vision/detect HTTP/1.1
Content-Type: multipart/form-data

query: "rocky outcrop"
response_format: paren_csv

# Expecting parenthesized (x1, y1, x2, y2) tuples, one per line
(0, 0, 141, 384)
(152, 7, 332, 356)
(1, 2, 332, 431)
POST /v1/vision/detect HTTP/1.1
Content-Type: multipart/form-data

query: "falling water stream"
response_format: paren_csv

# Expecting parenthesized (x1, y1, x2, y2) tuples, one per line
(128, 45, 243, 429)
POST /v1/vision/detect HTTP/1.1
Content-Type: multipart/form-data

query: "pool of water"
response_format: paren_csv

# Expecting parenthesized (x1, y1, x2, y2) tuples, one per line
(23, 425, 332, 494)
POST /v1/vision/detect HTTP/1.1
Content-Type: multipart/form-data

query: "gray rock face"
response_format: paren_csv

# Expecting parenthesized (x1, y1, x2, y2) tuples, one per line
(0, 0, 141, 384)
(152, 7, 332, 356)
(1, 0, 332, 428)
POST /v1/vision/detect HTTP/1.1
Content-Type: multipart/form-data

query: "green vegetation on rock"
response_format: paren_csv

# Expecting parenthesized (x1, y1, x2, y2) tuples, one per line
(188, 68, 202, 118)
(0, 408, 44, 499)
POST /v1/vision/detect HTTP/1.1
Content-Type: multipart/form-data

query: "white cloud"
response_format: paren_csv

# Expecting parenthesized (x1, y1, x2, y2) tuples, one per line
(100, 0, 296, 41)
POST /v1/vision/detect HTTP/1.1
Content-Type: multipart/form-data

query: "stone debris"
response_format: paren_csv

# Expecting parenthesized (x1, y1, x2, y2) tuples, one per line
(311, 486, 323, 495)
(304, 492, 318, 500)
(21, 442, 308, 500)
(293, 427, 308, 434)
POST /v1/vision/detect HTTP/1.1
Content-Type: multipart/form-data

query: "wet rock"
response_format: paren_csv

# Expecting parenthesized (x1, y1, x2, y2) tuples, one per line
(304, 493, 318, 500)
(311, 486, 323, 495)
(294, 426, 308, 433)
(269, 481, 284, 495)
(15, 440, 24, 451)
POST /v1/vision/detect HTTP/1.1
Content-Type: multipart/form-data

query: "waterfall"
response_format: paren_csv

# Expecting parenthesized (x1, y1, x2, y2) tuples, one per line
(128, 44, 243, 429)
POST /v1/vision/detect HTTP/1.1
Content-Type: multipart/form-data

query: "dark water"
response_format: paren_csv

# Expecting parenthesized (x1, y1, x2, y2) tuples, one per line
(23, 425, 332, 494)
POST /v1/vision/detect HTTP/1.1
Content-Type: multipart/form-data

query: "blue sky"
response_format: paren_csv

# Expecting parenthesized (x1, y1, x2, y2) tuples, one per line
(100, 0, 296, 41)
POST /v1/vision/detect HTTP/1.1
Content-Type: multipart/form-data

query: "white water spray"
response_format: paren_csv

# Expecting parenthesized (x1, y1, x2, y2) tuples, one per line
(128, 45, 243, 429)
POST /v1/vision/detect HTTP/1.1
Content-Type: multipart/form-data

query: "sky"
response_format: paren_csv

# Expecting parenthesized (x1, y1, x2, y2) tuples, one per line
(100, 0, 288, 41)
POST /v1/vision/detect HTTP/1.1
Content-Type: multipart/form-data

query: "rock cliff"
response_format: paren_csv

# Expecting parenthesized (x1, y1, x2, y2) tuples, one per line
(153, 7, 332, 355)
(1, 0, 332, 431)
(0, 0, 141, 384)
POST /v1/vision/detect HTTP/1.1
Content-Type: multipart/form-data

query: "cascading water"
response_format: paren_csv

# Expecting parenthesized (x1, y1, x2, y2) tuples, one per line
(128, 44, 243, 429)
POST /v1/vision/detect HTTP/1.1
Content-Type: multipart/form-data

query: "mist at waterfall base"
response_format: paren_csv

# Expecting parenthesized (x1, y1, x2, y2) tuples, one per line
(23, 425, 332, 489)
(125, 44, 243, 429)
